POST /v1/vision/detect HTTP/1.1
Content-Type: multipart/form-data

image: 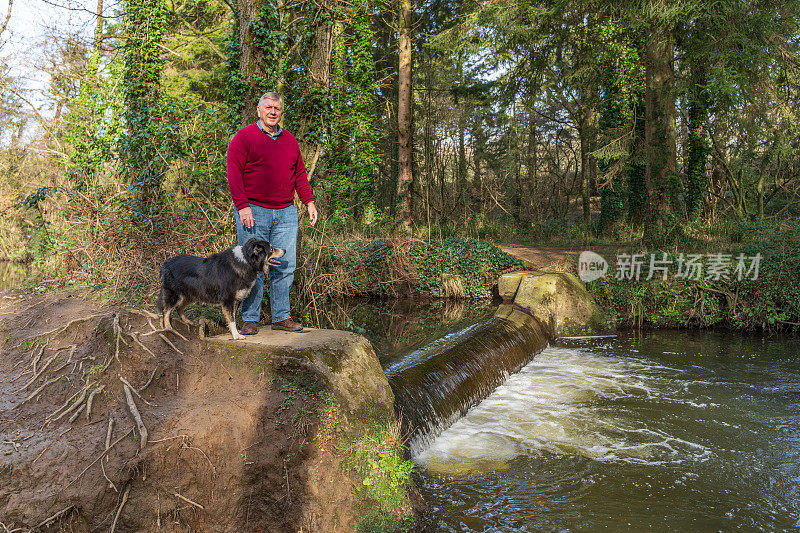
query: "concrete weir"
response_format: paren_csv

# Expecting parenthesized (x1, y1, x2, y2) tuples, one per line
(387, 306, 550, 456)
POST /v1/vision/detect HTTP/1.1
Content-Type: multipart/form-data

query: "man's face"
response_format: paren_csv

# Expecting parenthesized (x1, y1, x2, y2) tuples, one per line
(258, 99, 283, 129)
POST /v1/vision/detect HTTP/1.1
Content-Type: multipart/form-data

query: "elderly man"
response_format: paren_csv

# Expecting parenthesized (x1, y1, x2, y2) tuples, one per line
(227, 92, 318, 333)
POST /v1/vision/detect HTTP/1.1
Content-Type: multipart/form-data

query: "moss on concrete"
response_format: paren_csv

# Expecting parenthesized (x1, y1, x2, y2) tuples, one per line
(208, 328, 395, 434)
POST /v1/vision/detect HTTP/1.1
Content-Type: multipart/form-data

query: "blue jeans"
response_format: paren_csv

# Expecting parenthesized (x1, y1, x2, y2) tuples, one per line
(234, 204, 298, 323)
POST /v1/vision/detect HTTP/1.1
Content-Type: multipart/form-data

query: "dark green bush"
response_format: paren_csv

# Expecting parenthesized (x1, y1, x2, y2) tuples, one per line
(588, 226, 800, 332)
(304, 237, 522, 300)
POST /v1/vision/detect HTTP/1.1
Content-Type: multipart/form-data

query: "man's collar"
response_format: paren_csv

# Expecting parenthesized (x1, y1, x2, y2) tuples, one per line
(257, 120, 283, 139)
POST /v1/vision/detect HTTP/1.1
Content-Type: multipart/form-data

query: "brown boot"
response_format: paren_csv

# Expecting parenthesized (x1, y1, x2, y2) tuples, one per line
(241, 321, 259, 335)
(271, 318, 304, 332)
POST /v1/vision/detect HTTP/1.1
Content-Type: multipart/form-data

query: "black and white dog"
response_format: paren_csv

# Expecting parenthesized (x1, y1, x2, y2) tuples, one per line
(156, 238, 285, 340)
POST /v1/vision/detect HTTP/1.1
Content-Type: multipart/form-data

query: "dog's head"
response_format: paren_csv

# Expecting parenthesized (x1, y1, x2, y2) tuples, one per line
(243, 238, 285, 273)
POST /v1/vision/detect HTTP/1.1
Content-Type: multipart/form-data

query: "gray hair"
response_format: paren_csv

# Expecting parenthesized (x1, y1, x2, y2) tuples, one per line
(258, 92, 283, 109)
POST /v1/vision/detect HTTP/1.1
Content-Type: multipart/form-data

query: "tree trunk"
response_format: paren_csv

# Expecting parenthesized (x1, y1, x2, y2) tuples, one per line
(686, 61, 709, 219)
(579, 96, 597, 229)
(627, 96, 647, 226)
(95, 0, 104, 46)
(526, 64, 538, 223)
(296, 3, 333, 174)
(643, 22, 677, 243)
(237, 0, 266, 127)
(396, 0, 413, 228)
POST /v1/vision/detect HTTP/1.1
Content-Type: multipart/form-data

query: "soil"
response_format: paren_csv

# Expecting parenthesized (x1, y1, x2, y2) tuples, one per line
(0, 292, 364, 532)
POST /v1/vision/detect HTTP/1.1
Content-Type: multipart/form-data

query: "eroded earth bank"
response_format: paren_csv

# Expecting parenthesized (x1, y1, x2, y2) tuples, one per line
(0, 293, 420, 532)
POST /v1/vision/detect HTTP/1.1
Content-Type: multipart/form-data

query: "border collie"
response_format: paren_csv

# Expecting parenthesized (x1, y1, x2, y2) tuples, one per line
(156, 238, 285, 340)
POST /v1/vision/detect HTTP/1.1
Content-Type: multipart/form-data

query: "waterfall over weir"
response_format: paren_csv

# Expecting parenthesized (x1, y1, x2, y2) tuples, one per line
(384, 306, 549, 456)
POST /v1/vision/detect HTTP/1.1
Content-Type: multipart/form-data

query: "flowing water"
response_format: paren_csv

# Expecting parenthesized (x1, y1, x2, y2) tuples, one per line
(414, 331, 800, 531)
(330, 301, 800, 531)
(386, 306, 547, 456)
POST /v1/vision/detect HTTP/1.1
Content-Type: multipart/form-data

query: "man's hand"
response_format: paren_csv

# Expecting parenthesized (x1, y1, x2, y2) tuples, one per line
(239, 206, 255, 228)
(307, 202, 318, 226)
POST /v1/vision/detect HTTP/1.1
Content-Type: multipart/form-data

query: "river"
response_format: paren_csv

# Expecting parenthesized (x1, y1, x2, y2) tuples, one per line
(329, 300, 800, 531)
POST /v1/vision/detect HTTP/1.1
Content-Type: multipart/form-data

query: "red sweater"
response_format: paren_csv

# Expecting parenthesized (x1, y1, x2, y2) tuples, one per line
(226, 123, 315, 210)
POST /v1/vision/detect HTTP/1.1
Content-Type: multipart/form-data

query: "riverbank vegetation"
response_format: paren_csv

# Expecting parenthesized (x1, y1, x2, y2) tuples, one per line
(1, 0, 799, 335)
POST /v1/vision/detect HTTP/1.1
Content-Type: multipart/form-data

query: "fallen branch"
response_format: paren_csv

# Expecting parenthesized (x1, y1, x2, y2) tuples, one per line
(123, 383, 148, 452)
(109, 485, 130, 533)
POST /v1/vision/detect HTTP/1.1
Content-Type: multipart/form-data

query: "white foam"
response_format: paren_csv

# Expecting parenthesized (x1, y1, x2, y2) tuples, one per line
(415, 346, 711, 473)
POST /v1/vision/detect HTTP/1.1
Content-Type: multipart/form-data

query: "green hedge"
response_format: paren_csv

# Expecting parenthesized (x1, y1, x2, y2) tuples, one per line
(587, 235, 800, 332)
(303, 237, 522, 299)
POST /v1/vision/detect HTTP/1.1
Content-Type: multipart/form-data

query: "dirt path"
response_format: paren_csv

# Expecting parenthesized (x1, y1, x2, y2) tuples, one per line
(497, 244, 621, 273)
(497, 245, 578, 272)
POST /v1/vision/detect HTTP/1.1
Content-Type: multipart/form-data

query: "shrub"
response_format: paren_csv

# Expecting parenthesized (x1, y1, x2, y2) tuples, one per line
(300, 236, 522, 301)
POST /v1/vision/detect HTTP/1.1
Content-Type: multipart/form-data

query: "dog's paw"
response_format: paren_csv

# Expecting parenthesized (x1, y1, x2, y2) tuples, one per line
(232, 332, 245, 340)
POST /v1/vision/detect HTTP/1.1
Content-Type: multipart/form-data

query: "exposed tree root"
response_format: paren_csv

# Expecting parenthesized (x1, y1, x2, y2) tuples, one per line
(127, 332, 156, 358)
(180, 436, 216, 473)
(112, 313, 123, 363)
(102, 417, 117, 490)
(14, 314, 104, 349)
(143, 328, 189, 342)
(105, 417, 114, 453)
(19, 376, 60, 406)
(109, 485, 130, 533)
(173, 491, 205, 510)
(120, 376, 153, 406)
(32, 505, 75, 531)
(139, 366, 159, 393)
(127, 308, 160, 320)
(67, 428, 134, 489)
(44, 384, 93, 426)
(30, 342, 47, 375)
(158, 333, 183, 355)
(123, 383, 148, 452)
(85, 384, 105, 420)
(17, 345, 75, 392)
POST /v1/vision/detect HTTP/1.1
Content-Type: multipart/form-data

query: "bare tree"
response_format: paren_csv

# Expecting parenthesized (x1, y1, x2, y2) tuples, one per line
(0, 0, 13, 39)
(396, 0, 413, 228)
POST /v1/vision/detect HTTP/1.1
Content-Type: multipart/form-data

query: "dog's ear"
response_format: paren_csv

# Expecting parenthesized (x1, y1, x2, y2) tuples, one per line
(249, 240, 269, 261)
